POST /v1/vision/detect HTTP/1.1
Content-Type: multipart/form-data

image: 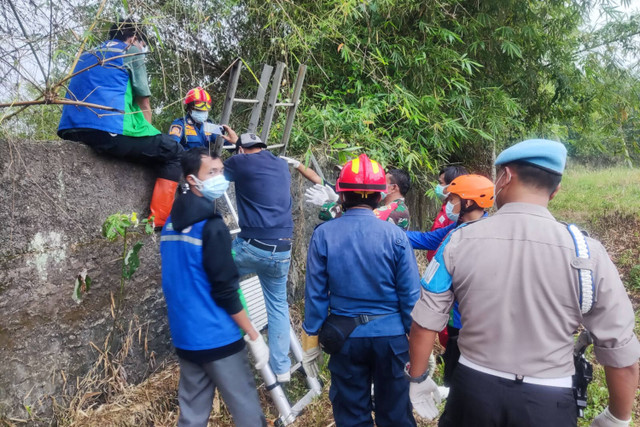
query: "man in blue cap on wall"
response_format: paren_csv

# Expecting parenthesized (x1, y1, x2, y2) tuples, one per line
(407, 139, 639, 426)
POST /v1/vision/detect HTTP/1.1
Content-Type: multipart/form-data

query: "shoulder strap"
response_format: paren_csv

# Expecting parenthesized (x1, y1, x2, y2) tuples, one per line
(567, 224, 594, 314)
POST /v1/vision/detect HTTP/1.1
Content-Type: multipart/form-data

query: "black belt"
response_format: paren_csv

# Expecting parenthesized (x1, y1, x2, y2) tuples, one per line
(247, 238, 291, 253)
(354, 313, 389, 326)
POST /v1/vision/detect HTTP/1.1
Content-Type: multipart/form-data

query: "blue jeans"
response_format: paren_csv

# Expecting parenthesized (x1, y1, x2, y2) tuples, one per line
(232, 237, 291, 375)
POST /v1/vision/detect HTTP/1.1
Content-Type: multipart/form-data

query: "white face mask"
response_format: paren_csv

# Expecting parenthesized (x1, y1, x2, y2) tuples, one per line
(190, 174, 229, 201)
(445, 201, 460, 222)
(191, 110, 209, 124)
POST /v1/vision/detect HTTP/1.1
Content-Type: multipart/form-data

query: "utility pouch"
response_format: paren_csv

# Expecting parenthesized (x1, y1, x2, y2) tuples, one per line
(318, 314, 358, 355)
(319, 313, 389, 355)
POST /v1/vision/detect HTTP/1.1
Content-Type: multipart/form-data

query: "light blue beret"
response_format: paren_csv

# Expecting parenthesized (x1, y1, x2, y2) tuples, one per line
(495, 139, 567, 175)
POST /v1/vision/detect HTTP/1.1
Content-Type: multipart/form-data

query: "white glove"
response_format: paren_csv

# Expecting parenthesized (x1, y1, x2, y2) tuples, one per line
(590, 407, 631, 427)
(410, 377, 442, 420)
(244, 333, 269, 370)
(279, 155, 300, 169)
(437, 386, 450, 399)
(302, 346, 323, 378)
(305, 184, 339, 206)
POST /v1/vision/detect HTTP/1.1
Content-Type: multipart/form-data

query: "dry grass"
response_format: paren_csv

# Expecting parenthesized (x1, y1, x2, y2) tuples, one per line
(53, 359, 440, 427)
(51, 318, 176, 427)
(49, 300, 442, 427)
(59, 362, 181, 427)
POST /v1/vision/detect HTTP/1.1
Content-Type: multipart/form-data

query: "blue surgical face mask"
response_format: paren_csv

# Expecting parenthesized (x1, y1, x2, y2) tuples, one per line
(191, 174, 229, 201)
(380, 191, 387, 200)
(445, 201, 460, 222)
(191, 110, 209, 124)
(435, 184, 448, 201)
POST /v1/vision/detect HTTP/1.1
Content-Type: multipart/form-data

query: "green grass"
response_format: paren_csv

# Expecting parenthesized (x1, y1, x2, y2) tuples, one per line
(548, 166, 640, 292)
(549, 166, 640, 426)
(550, 166, 640, 225)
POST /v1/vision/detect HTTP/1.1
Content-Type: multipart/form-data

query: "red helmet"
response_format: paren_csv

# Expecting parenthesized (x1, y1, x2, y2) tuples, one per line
(447, 174, 494, 208)
(184, 87, 212, 111)
(335, 153, 386, 193)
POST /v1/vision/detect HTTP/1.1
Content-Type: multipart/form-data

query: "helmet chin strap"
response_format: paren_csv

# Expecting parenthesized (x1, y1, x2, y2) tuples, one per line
(457, 200, 468, 222)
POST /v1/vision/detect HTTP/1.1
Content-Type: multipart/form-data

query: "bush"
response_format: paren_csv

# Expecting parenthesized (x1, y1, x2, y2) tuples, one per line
(626, 264, 640, 292)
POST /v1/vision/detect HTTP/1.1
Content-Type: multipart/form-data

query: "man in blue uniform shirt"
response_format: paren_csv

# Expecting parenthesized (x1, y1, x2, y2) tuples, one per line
(168, 87, 231, 150)
(301, 153, 421, 427)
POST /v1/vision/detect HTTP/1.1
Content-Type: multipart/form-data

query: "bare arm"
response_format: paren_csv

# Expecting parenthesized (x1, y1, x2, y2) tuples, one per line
(604, 363, 639, 420)
(408, 321, 438, 377)
(135, 96, 152, 123)
(231, 310, 259, 340)
(296, 164, 323, 184)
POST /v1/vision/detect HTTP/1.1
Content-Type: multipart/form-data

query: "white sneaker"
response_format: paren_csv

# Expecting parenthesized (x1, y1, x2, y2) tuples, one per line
(276, 371, 291, 383)
(437, 386, 450, 399)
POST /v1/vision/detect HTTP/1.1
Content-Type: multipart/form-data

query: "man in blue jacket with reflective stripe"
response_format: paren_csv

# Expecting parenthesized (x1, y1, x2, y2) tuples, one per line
(58, 19, 182, 228)
(301, 153, 421, 427)
(160, 147, 268, 427)
(406, 175, 493, 389)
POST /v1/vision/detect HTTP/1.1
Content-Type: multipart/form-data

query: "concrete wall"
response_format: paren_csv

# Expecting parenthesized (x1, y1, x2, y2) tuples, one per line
(0, 139, 171, 419)
(0, 139, 433, 421)
(0, 139, 327, 421)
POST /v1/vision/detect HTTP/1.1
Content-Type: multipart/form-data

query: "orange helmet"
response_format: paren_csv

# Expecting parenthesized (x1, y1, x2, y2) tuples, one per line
(447, 174, 494, 208)
(335, 153, 386, 193)
(184, 87, 212, 111)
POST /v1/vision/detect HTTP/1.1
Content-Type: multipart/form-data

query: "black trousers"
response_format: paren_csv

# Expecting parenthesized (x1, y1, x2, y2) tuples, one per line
(328, 335, 417, 427)
(61, 130, 183, 181)
(442, 325, 460, 386)
(439, 364, 577, 427)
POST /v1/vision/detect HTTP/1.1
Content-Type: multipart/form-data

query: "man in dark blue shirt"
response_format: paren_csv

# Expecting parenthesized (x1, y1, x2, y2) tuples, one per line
(224, 133, 294, 383)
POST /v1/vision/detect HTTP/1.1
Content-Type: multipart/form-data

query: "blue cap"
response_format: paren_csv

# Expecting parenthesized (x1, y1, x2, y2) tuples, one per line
(495, 139, 567, 175)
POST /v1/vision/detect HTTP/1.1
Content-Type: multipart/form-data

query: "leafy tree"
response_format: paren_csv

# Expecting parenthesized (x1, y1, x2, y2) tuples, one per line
(1, 0, 639, 177)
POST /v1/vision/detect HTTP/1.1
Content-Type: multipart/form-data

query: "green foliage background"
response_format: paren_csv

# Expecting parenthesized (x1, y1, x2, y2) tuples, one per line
(2, 0, 640, 185)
